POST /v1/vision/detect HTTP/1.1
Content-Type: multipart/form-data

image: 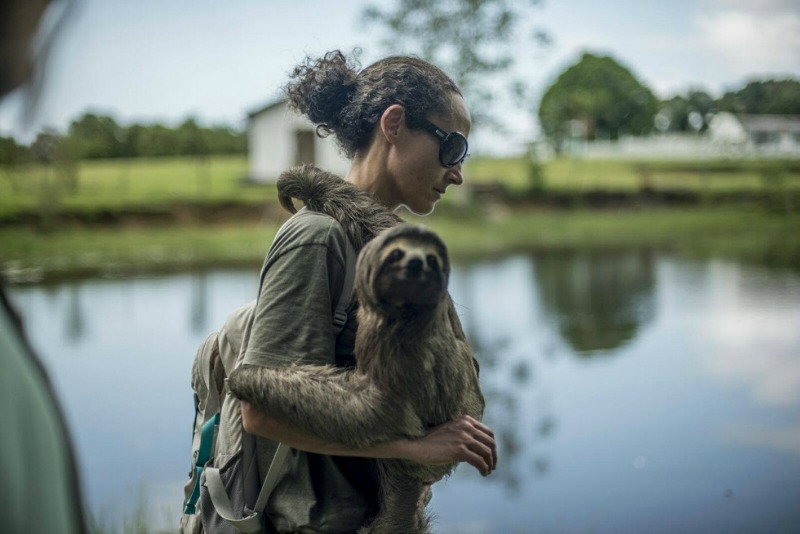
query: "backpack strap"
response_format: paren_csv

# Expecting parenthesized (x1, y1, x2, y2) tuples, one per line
(332, 235, 357, 337)
(184, 412, 220, 515)
(204, 441, 290, 533)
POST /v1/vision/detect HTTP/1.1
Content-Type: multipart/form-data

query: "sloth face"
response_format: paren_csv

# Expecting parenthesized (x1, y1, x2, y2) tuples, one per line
(370, 233, 449, 309)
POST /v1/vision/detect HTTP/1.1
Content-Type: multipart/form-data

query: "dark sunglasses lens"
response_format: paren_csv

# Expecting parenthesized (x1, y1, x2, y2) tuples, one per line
(440, 134, 468, 167)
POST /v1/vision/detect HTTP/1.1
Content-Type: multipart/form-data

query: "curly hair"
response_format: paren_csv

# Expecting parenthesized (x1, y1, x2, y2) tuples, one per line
(285, 50, 461, 159)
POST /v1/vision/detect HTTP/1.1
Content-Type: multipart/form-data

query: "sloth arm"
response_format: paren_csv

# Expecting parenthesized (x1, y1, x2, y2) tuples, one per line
(228, 363, 422, 449)
(228, 358, 496, 475)
(238, 398, 498, 476)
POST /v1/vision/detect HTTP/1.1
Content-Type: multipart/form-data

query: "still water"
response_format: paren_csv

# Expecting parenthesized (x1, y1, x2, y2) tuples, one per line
(8, 251, 800, 533)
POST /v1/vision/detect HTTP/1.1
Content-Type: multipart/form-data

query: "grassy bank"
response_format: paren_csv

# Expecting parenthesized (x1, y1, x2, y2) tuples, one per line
(2, 155, 799, 224)
(2, 206, 798, 284)
(2, 154, 799, 282)
(0, 155, 270, 221)
(466, 155, 800, 195)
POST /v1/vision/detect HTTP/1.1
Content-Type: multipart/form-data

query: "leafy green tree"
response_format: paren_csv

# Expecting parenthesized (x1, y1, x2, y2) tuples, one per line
(136, 124, 175, 157)
(177, 118, 209, 157)
(0, 135, 23, 166)
(0, 135, 29, 192)
(538, 52, 658, 150)
(205, 125, 247, 154)
(68, 112, 125, 158)
(177, 117, 212, 191)
(56, 111, 246, 160)
(30, 130, 60, 164)
(657, 89, 715, 132)
(121, 124, 143, 159)
(362, 0, 549, 126)
(716, 79, 800, 115)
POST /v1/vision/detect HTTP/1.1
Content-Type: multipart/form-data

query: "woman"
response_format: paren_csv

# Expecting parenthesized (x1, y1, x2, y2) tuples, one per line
(237, 50, 497, 533)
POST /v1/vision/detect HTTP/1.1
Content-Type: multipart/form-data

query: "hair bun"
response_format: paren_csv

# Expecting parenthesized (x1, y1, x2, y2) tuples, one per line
(285, 50, 359, 133)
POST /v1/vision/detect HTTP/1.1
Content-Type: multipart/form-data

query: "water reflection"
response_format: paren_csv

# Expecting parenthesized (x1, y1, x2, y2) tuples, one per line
(189, 272, 209, 334)
(65, 284, 85, 342)
(451, 256, 556, 492)
(534, 250, 656, 355)
(451, 250, 659, 493)
(7, 254, 800, 533)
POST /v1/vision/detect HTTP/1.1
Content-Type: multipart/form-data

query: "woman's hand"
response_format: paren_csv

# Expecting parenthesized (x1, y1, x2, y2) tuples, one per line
(403, 415, 497, 477)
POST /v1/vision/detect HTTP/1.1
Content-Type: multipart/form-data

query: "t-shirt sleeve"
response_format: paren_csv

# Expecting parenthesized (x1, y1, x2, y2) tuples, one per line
(243, 213, 347, 368)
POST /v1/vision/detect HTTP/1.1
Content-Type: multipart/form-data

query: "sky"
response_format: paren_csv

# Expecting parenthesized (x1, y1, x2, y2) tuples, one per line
(2, 0, 799, 155)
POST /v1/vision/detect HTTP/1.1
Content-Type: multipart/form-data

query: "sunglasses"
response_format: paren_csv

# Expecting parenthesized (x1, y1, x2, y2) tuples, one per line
(419, 119, 469, 168)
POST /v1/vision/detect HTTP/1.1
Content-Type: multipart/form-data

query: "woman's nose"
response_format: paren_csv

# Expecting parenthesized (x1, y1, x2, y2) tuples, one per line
(447, 168, 464, 186)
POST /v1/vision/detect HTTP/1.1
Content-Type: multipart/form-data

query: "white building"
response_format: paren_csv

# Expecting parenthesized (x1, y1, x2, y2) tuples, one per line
(710, 113, 800, 156)
(246, 98, 350, 182)
(561, 113, 800, 160)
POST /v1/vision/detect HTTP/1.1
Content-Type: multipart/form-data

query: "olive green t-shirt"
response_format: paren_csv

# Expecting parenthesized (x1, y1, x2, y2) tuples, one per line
(244, 209, 354, 369)
(243, 210, 378, 533)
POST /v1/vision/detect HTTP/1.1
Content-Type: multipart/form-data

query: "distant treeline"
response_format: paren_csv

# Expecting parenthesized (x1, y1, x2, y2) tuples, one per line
(539, 55, 800, 147)
(3, 76, 800, 167)
(0, 114, 246, 165)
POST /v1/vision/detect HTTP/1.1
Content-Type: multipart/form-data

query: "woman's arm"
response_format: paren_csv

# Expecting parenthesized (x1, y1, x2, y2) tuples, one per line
(241, 401, 497, 476)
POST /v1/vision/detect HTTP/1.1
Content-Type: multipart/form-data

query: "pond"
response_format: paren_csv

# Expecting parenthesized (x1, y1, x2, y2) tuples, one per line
(8, 251, 800, 533)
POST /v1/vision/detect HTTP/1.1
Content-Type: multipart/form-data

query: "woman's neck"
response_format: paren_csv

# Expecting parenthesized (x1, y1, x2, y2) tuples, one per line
(346, 150, 400, 210)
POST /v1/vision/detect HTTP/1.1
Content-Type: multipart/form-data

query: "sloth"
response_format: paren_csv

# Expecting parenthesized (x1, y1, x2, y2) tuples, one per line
(228, 165, 485, 534)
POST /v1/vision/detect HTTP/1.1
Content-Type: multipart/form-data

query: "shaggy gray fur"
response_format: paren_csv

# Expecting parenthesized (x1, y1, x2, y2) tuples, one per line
(277, 164, 402, 250)
(228, 165, 485, 534)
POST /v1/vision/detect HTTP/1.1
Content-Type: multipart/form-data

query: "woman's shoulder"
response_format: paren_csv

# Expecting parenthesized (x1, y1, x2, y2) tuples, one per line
(272, 209, 347, 254)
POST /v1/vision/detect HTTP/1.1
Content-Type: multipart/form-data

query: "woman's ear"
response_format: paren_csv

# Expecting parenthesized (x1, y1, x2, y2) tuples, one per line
(379, 104, 405, 145)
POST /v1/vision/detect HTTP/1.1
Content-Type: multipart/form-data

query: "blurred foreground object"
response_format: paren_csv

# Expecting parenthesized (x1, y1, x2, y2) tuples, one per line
(0, 0, 88, 532)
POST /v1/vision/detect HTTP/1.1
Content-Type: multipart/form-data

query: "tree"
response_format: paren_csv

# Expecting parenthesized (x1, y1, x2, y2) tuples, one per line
(0, 136, 23, 166)
(716, 79, 800, 115)
(538, 52, 658, 150)
(205, 125, 247, 154)
(30, 130, 60, 164)
(177, 117, 213, 193)
(67, 112, 125, 159)
(362, 0, 549, 126)
(136, 124, 175, 157)
(657, 89, 715, 133)
(176, 118, 207, 157)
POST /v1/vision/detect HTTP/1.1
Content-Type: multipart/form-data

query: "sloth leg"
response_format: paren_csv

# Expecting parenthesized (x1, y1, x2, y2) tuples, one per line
(227, 364, 422, 449)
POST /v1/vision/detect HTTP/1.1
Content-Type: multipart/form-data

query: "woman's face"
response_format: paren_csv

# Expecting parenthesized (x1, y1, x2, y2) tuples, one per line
(389, 93, 471, 215)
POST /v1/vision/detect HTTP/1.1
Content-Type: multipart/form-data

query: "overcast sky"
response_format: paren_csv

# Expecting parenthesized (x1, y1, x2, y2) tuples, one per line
(2, 0, 798, 154)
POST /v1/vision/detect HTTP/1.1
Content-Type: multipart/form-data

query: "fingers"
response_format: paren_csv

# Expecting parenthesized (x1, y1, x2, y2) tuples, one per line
(414, 415, 498, 476)
(455, 415, 497, 475)
(459, 444, 492, 476)
(464, 416, 498, 471)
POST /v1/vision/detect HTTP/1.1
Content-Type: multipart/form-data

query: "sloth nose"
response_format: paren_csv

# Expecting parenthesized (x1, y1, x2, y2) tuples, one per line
(407, 257, 423, 276)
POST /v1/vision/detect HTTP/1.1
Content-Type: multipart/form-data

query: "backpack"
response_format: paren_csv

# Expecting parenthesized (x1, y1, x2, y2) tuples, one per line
(180, 217, 357, 534)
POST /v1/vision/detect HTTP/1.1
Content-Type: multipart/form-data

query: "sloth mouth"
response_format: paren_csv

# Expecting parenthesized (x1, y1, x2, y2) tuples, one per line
(376, 268, 445, 307)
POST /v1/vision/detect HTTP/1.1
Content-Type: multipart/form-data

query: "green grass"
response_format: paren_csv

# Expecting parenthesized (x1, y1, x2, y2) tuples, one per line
(0, 155, 275, 220)
(465, 155, 800, 195)
(2, 154, 799, 282)
(3, 155, 799, 223)
(0, 220, 283, 283)
(414, 206, 800, 264)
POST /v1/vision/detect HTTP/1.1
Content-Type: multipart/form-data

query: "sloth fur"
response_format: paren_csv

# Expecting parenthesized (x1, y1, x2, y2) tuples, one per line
(228, 165, 485, 534)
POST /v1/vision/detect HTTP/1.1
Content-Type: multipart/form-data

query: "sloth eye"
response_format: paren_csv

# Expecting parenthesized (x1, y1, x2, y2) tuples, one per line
(426, 254, 439, 270)
(387, 249, 405, 264)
